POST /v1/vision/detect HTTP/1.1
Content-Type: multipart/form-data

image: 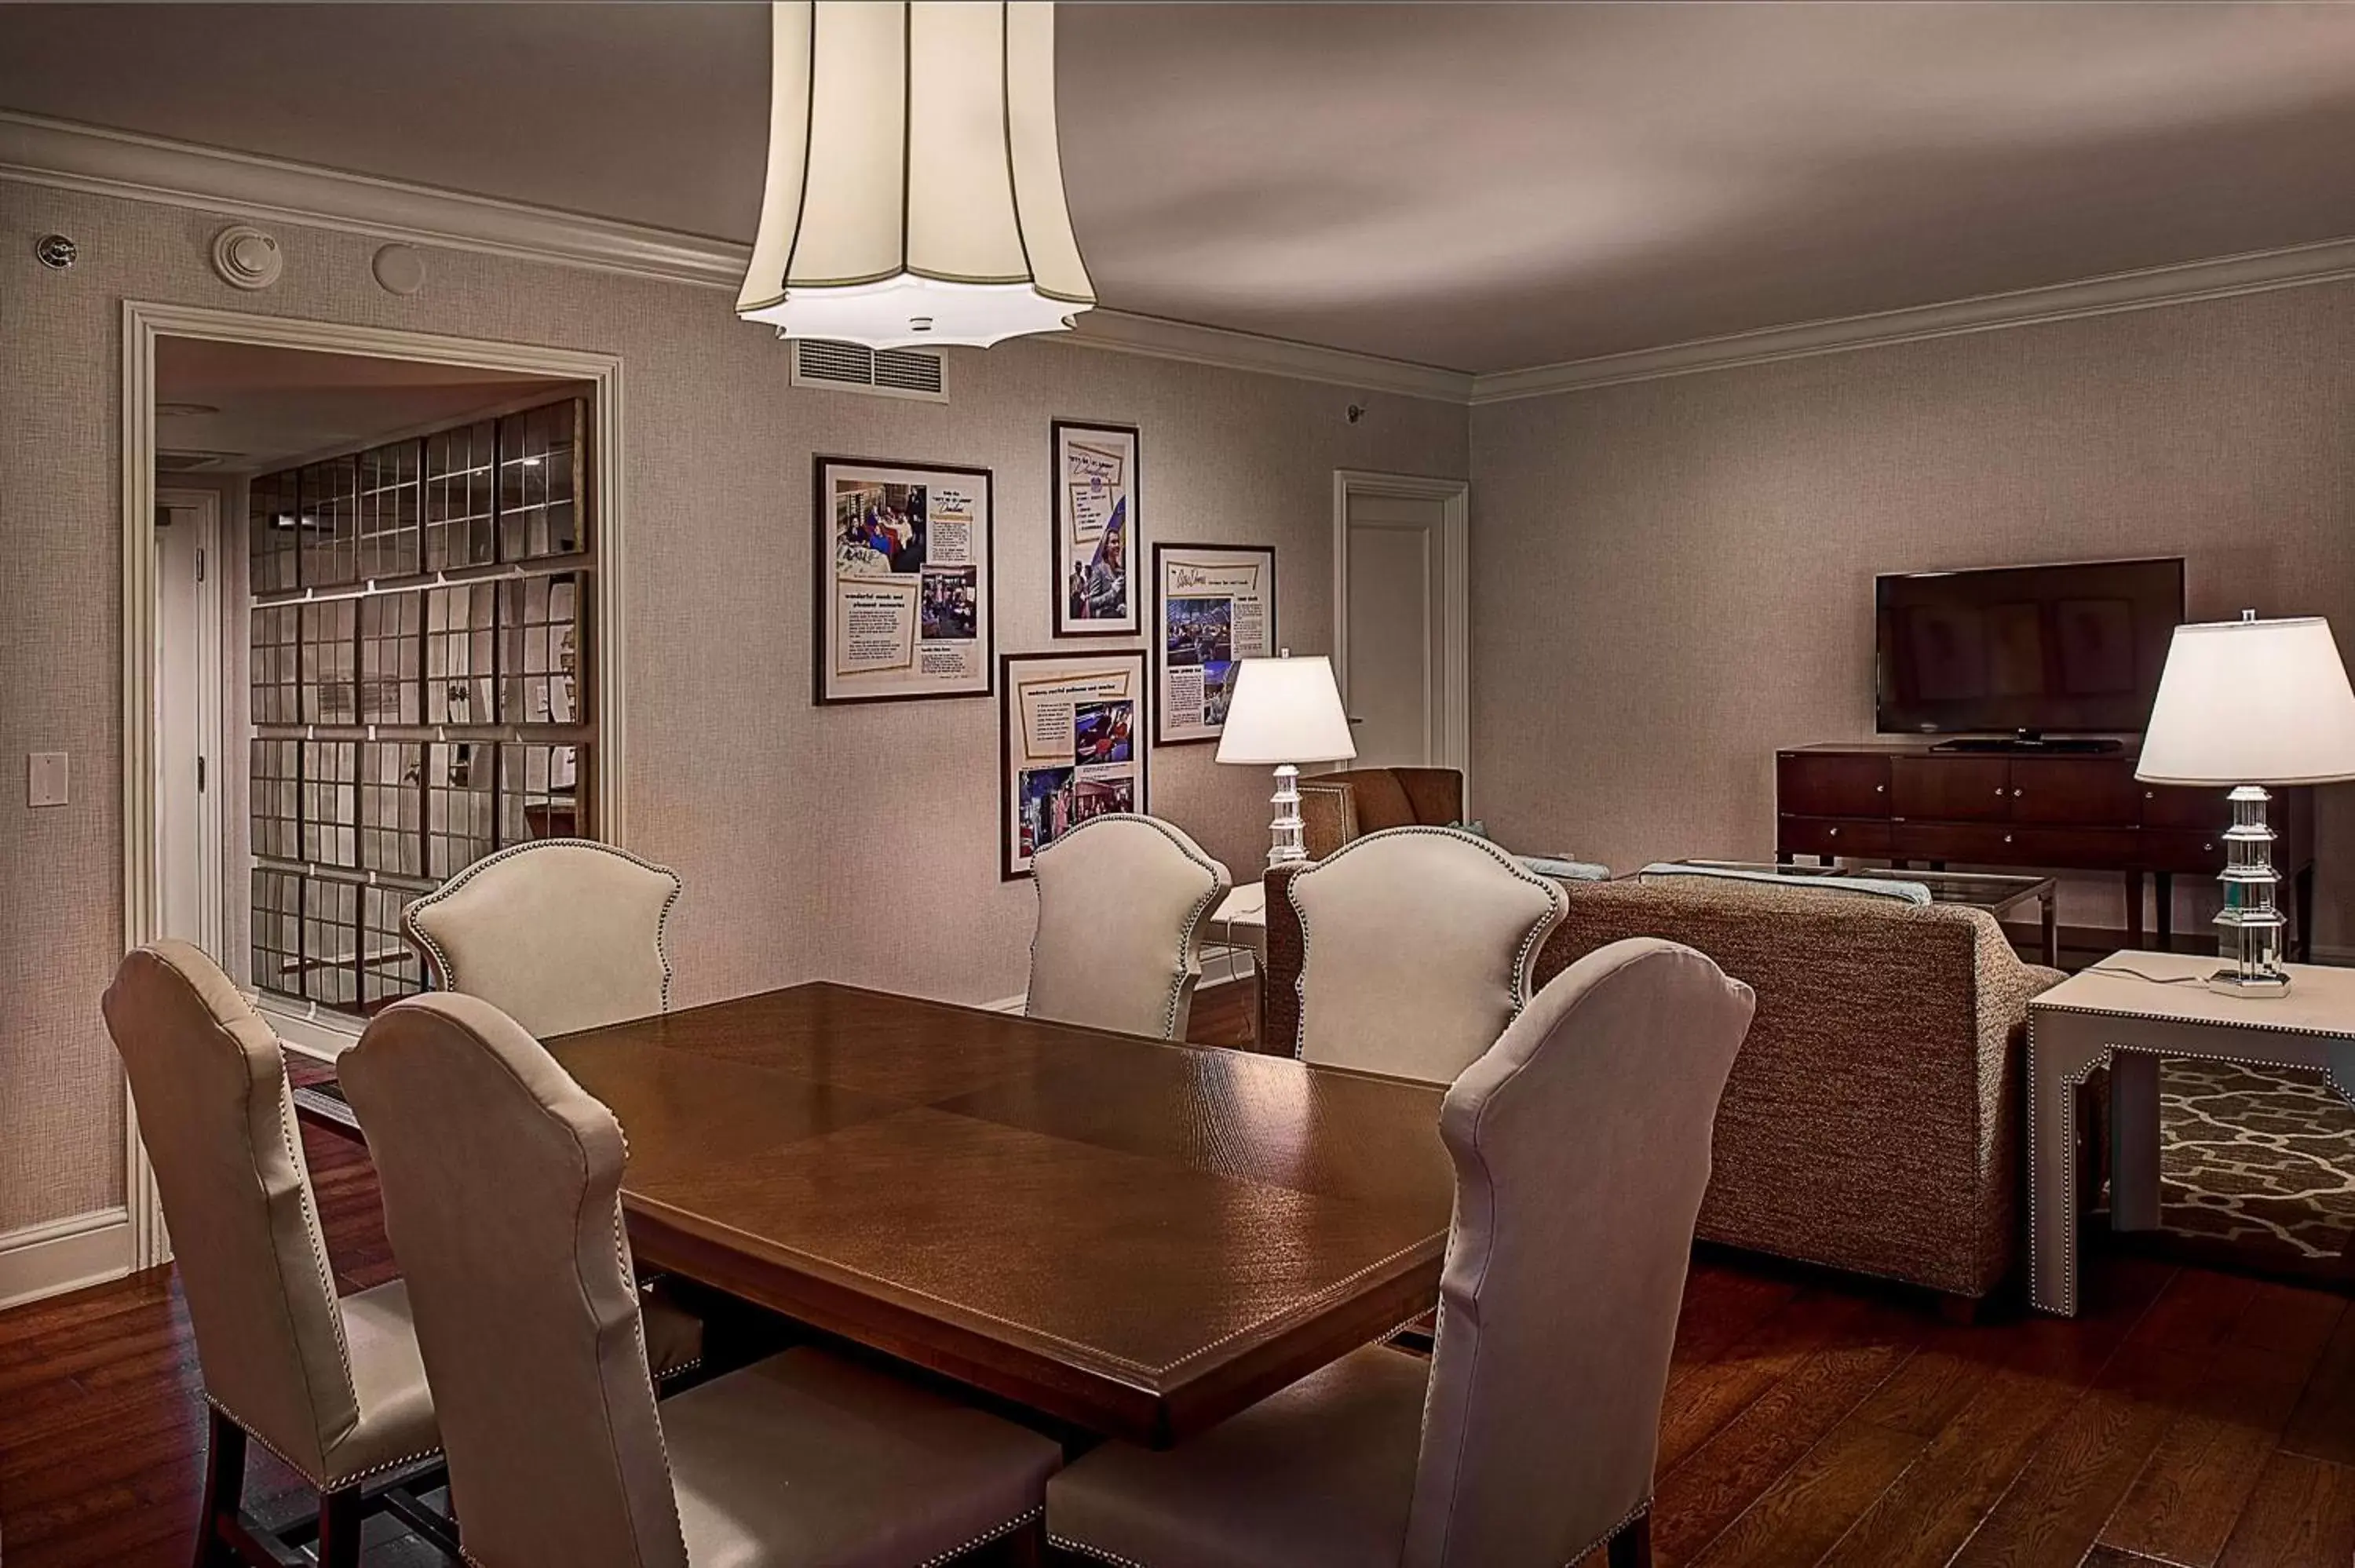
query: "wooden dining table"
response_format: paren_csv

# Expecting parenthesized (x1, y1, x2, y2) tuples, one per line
(539, 982, 1455, 1447)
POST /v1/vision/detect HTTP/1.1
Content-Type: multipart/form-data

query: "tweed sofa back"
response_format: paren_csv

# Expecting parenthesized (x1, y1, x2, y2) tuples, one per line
(1261, 870, 2061, 1300)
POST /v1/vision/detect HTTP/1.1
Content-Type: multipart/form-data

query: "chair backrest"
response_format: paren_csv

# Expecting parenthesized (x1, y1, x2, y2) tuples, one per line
(100, 942, 359, 1481)
(1027, 813, 1232, 1039)
(1287, 826, 1567, 1081)
(1404, 939, 1755, 1568)
(341, 993, 684, 1568)
(403, 839, 681, 1037)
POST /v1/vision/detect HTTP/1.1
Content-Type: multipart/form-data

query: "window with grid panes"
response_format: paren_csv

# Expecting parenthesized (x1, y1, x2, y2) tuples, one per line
(246, 396, 597, 1018)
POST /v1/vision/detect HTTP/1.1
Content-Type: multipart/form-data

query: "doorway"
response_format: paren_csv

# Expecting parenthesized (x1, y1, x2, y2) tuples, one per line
(122, 301, 630, 1273)
(1331, 471, 1470, 797)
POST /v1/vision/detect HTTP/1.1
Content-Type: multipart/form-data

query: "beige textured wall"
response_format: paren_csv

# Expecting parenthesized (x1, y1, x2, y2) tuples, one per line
(1469, 280, 2355, 946)
(0, 179, 1466, 1234)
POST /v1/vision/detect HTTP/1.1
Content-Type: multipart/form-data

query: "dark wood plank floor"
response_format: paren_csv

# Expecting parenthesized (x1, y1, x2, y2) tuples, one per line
(7, 979, 2353, 1567)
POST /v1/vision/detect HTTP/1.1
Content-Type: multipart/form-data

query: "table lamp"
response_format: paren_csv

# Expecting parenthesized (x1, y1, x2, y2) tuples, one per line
(2138, 611, 2355, 996)
(1216, 652, 1358, 866)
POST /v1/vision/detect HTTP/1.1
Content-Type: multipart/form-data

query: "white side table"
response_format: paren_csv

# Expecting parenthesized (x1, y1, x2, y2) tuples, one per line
(1207, 882, 1267, 970)
(2028, 951, 2355, 1317)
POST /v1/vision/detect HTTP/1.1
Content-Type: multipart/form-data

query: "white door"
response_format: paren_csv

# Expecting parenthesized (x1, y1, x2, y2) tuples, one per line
(154, 494, 222, 956)
(1334, 476, 1466, 782)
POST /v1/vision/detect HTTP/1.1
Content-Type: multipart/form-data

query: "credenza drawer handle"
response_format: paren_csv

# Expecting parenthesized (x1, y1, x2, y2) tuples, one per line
(1828, 826, 1840, 837)
(2004, 833, 2014, 844)
(1875, 783, 1886, 793)
(2145, 790, 2156, 800)
(1995, 787, 2006, 796)
(2013, 789, 2023, 797)
(2204, 841, 2215, 852)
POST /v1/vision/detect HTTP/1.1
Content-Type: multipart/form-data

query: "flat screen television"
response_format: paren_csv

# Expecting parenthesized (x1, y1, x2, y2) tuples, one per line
(1875, 557, 2185, 737)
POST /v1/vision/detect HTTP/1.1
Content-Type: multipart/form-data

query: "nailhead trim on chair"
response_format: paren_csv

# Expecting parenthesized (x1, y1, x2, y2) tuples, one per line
(918, 1505, 1044, 1568)
(1286, 825, 1569, 1059)
(205, 1394, 444, 1493)
(403, 837, 683, 1012)
(1025, 812, 1230, 1041)
(1565, 1499, 1653, 1568)
(1048, 1533, 1152, 1568)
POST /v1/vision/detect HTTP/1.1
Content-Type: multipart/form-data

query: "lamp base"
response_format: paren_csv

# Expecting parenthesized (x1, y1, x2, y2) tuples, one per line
(2211, 783, 2291, 999)
(2207, 968, 2292, 998)
(1265, 763, 1306, 869)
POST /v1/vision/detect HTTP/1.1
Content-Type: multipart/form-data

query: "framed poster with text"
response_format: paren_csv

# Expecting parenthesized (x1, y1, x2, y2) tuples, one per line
(813, 455, 994, 704)
(1050, 421, 1141, 637)
(1152, 542, 1276, 746)
(1000, 649, 1149, 880)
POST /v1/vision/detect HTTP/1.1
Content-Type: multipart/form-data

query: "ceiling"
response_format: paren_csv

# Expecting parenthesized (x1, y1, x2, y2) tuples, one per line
(155, 338, 581, 469)
(7, 3, 2355, 374)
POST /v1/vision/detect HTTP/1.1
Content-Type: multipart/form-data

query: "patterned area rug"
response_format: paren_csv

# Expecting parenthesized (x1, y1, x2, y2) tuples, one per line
(2160, 1058, 2355, 1265)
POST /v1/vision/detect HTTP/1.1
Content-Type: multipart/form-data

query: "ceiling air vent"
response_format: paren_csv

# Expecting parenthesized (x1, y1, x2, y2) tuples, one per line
(790, 339, 948, 403)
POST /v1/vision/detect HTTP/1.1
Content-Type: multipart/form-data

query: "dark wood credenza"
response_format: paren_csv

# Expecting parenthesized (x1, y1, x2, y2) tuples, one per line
(1776, 742, 2315, 956)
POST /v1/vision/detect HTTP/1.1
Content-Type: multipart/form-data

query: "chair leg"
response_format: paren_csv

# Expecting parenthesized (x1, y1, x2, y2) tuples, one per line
(1607, 1512, 1653, 1568)
(316, 1485, 364, 1568)
(191, 1408, 247, 1568)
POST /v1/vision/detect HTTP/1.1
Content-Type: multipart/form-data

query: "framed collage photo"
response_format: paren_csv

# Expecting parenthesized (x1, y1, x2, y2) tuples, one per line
(1152, 542, 1276, 746)
(814, 455, 994, 704)
(1000, 649, 1148, 880)
(1051, 421, 1141, 637)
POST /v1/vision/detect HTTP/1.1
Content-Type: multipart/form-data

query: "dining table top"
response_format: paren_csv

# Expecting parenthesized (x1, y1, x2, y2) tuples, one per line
(546, 981, 1455, 1446)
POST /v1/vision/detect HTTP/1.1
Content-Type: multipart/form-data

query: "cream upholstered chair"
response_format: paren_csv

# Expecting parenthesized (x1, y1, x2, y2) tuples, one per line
(342, 990, 1063, 1568)
(1287, 825, 1568, 1082)
(100, 941, 446, 1568)
(1046, 938, 1757, 1568)
(1028, 813, 1232, 1040)
(404, 837, 679, 1037)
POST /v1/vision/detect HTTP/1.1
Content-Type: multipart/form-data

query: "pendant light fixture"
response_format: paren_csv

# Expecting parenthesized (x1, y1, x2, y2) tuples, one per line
(736, 1, 1097, 349)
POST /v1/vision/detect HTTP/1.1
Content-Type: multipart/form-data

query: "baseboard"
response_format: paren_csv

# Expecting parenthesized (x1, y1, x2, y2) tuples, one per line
(0, 1206, 135, 1312)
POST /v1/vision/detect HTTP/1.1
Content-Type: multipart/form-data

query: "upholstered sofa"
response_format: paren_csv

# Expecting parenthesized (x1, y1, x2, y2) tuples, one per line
(1261, 870, 2065, 1304)
(1298, 768, 1464, 859)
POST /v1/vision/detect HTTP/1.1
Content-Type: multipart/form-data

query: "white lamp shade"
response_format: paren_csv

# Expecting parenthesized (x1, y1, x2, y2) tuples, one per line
(736, 1, 1096, 348)
(1216, 656, 1360, 766)
(2138, 615, 2355, 786)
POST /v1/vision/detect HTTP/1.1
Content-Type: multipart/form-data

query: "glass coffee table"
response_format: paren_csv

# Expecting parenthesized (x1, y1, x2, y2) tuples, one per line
(1668, 860, 2060, 968)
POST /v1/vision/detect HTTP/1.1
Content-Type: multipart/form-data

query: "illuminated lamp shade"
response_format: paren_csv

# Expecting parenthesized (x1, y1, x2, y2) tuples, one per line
(736, 0, 1097, 349)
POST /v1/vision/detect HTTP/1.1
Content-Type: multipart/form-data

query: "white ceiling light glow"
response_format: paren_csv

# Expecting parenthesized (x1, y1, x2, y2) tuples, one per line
(736, 0, 1096, 349)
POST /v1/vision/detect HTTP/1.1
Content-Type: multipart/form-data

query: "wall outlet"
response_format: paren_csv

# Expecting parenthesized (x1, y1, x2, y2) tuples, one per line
(27, 752, 68, 808)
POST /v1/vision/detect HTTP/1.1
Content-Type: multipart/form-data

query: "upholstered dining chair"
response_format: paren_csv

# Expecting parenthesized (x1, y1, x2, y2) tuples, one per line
(342, 990, 1064, 1568)
(100, 941, 450, 1568)
(404, 837, 680, 1037)
(1286, 825, 1568, 1082)
(1046, 937, 1757, 1568)
(1028, 813, 1232, 1040)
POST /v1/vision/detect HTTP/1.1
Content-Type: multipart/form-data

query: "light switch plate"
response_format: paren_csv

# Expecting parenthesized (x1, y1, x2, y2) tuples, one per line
(27, 752, 68, 808)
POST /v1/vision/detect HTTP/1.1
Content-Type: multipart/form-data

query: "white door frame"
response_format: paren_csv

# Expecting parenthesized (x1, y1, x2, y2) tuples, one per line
(122, 300, 631, 1271)
(1331, 470, 1472, 808)
(154, 485, 226, 958)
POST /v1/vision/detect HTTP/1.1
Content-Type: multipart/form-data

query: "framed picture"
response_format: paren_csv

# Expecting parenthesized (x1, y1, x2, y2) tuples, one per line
(813, 455, 994, 704)
(1000, 649, 1149, 880)
(1152, 542, 1276, 746)
(1051, 420, 1141, 637)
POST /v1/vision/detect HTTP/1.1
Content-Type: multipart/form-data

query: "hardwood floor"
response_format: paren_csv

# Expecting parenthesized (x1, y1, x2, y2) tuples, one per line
(8, 978, 2354, 1566)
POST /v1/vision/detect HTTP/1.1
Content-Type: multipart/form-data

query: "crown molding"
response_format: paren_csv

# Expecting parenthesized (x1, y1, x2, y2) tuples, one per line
(10, 108, 2351, 410)
(1468, 234, 2355, 403)
(1065, 308, 1472, 402)
(0, 109, 1471, 403)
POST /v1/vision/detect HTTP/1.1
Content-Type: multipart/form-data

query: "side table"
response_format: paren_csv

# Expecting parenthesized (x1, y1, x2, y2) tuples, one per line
(2028, 951, 2355, 1316)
